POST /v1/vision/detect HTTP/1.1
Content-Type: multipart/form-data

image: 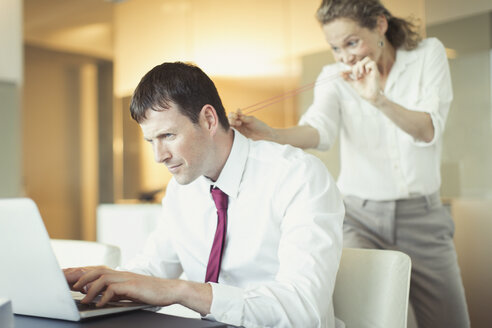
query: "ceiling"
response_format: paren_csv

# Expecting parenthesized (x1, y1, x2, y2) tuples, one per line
(23, 0, 115, 58)
(22, 0, 492, 60)
(24, 0, 114, 35)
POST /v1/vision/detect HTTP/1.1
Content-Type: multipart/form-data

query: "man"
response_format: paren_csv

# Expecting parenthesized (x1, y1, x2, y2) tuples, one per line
(65, 62, 344, 327)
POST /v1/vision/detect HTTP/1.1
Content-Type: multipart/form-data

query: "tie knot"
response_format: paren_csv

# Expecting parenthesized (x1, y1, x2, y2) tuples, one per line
(211, 187, 228, 210)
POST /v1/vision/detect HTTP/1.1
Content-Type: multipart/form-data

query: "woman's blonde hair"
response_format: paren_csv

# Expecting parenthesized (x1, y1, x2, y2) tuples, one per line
(316, 0, 422, 50)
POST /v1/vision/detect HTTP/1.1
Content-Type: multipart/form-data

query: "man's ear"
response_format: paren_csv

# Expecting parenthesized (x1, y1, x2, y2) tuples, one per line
(199, 104, 219, 136)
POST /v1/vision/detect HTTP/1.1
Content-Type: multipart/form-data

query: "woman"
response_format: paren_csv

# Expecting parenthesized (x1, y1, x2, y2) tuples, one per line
(229, 0, 470, 327)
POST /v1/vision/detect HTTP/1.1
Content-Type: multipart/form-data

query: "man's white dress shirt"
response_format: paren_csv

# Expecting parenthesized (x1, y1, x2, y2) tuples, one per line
(299, 38, 452, 201)
(122, 131, 345, 328)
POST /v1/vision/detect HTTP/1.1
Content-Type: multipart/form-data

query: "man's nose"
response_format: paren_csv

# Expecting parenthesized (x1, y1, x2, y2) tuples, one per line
(153, 141, 171, 163)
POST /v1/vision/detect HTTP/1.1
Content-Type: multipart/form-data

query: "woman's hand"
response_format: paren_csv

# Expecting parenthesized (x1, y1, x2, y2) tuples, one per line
(228, 109, 277, 141)
(340, 57, 435, 142)
(341, 57, 383, 104)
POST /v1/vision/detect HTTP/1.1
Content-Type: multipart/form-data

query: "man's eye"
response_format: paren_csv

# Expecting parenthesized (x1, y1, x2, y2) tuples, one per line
(347, 40, 358, 47)
(161, 134, 175, 140)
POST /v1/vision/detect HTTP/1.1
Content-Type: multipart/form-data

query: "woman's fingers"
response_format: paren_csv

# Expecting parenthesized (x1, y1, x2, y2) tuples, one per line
(340, 70, 353, 82)
(228, 109, 244, 127)
(341, 57, 381, 102)
(228, 109, 257, 130)
(363, 58, 378, 75)
(351, 57, 373, 79)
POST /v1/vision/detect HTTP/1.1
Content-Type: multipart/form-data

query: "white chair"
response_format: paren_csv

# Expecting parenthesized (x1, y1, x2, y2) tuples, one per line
(50, 239, 121, 269)
(333, 248, 412, 328)
(97, 204, 161, 265)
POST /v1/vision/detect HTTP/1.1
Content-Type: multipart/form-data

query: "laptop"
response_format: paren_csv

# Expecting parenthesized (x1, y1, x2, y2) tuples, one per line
(0, 198, 153, 321)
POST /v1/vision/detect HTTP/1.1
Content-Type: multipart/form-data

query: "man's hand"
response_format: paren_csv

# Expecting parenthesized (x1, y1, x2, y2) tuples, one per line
(63, 266, 212, 315)
(64, 266, 108, 293)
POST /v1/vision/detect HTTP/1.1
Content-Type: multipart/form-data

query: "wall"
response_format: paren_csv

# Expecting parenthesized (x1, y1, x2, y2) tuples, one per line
(23, 0, 114, 59)
(428, 13, 492, 199)
(97, 62, 114, 204)
(23, 45, 112, 240)
(23, 46, 83, 239)
(0, 82, 22, 197)
(0, 0, 23, 198)
(426, 0, 492, 26)
(0, 0, 22, 83)
(113, 0, 324, 97)
(427, 13, 492, 327)
(113, 0, 423, 97)
(451, 199, 492, 328)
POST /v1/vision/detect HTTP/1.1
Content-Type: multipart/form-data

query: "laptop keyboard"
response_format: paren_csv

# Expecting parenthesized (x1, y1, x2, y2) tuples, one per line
(75, 299, 122, 311)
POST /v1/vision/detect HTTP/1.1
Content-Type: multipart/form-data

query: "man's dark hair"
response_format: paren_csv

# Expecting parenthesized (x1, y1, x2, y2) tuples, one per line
(130, 62, 230, 130)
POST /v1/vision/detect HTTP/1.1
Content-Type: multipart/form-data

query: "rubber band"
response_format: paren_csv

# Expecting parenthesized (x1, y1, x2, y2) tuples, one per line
(240, 72, 341, 115)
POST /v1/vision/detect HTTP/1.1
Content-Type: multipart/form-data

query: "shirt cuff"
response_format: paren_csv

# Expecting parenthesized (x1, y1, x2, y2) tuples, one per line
(207, 282, 244, 326)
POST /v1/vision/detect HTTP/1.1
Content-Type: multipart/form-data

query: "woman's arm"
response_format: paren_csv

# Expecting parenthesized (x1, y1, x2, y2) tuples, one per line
(372, 93, 434, 142)
(229, 110, 321, 149)
(342, 39, 450, 143)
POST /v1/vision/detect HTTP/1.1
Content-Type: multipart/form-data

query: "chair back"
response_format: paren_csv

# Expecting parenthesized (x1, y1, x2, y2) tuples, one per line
(50, 239, 121, 269)
(97, 204, 161, 265)
(333, 248, 411, 328)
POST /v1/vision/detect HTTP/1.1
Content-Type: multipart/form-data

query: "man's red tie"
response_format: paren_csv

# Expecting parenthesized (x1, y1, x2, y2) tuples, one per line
(205, 187, 228, 283)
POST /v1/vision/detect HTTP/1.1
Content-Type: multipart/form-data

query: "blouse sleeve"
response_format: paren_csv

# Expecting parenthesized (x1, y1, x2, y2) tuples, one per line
(410, 38, 453, 147)
(298, 65, 342, 151)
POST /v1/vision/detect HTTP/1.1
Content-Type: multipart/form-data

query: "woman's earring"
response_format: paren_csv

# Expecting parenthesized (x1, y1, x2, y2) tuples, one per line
(378, 40, 384, 48)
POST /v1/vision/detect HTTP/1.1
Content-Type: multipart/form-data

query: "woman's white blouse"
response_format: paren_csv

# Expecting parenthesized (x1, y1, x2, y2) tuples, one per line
(299, 38, 453, 200)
